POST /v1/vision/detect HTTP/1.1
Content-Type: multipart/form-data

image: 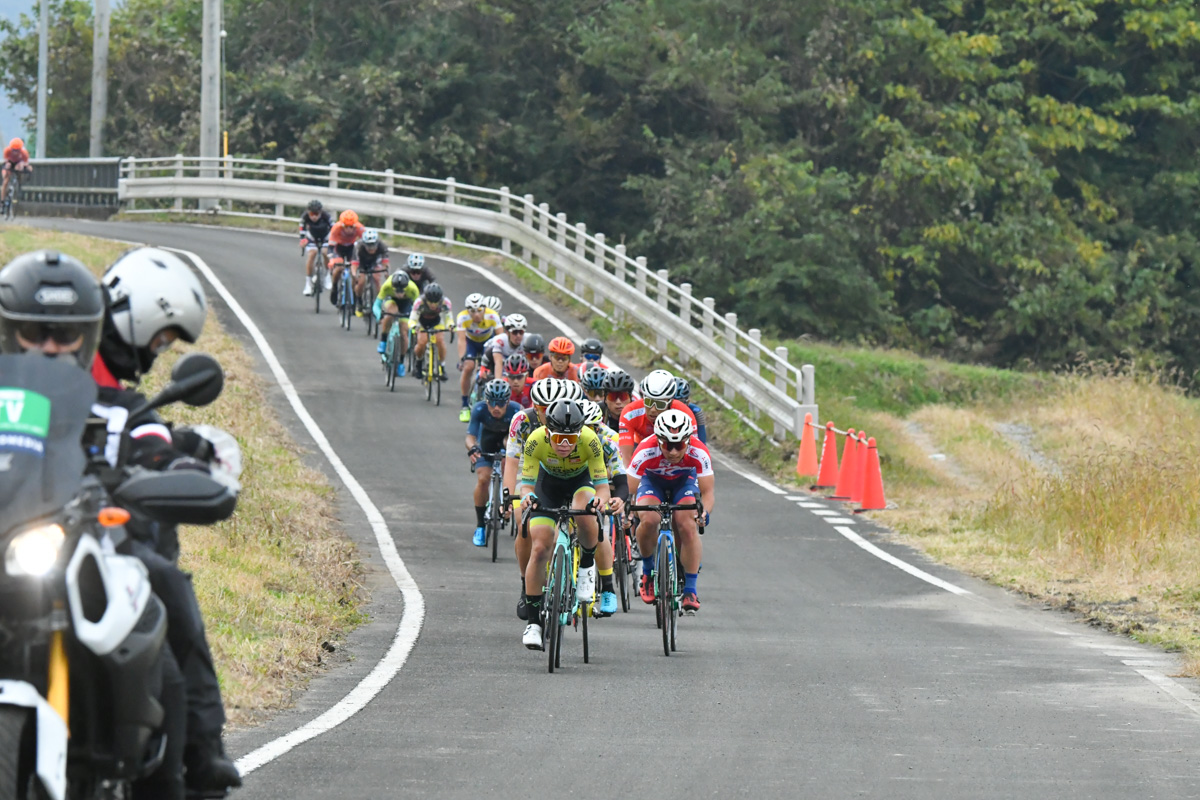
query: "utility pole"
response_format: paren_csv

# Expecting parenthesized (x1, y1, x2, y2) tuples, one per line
(89, 0, 110, 157)
(35, 0, 48, 157)
(199, 0, 220, 209)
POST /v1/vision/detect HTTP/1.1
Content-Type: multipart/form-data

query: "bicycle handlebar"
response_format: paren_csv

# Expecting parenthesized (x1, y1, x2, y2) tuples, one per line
(627, 500, 706, 535)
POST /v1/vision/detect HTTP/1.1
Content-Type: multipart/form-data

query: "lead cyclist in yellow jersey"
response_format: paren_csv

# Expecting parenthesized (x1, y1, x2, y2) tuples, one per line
(518, 399, 613, 649)
(456, 292, 504, 420)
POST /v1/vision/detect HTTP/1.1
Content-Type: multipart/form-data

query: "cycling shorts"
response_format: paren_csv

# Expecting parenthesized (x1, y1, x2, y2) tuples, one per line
(302, 239, 326, 253)
(474, 439, 505, 470)
(635, 475, 699, 506)
(3, 161, 27, 174)
(463, 338, 487, 360)
(375, 297, 414, 320)
(415, 319, 450, 334)
(333, 243, 355, 260)
(530, 467, 595, 523)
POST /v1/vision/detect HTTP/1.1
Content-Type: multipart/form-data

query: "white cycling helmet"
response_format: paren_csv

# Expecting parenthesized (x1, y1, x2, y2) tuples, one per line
(484, 295, 503, 312)
(653, 409, 694, 442)
(361, 228, 380, 245)
(103, 247, 207, 347)
(579, 399, 604, 427)
(561, 380, 585, 402)
(465, 292, 486, 311)
(530, 378, 565, 406)
(640, 369, 676, 402)
(504, 313, 527, 331)
(406, 253, 425, 269)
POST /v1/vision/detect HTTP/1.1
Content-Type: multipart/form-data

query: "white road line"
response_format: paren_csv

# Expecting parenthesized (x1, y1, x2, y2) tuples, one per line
(810, 510, 841, 516)
(164, 247, 427, 776)
(835, 526, 972, 596)
(823, 517, 857, 524)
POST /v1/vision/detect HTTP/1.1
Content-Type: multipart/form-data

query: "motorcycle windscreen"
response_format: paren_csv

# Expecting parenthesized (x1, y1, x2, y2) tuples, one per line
(0, 355, 97, 532)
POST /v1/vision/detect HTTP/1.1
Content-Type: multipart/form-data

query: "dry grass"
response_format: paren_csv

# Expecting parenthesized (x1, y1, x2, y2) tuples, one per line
(0, 226, 366, 726)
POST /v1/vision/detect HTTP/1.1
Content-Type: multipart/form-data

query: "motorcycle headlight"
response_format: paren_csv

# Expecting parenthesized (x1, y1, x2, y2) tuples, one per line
(5, 524, 66, 577)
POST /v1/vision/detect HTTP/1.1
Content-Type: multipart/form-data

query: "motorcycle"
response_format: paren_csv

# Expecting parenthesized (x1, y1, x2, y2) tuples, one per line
(0, 352, 236, 800)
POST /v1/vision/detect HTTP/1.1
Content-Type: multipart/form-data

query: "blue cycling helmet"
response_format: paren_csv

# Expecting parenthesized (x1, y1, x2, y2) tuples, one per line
(674, 377, 691, 402)
(582, 367, 608, 393)
(483, 379, 512, 405)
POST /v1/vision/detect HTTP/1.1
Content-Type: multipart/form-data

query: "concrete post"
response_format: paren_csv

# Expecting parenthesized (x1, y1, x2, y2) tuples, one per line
(522, 195, 534, 262)
(723, 312, 738, 400)
(749, 328, 762, 380)
(555, 213, 568, 285)
(274, 157, 285, 217)
(656, 269, 670, 350)
(499, 187, 511, 254)
(537, 203, 551, 273)
(328, 163, 338, 190)
(444, 177, 456, 242)
(574, 222, 587, 296)
(700, 298, 716, 382)
(383, 169, 395, 232)
(174, 154, 184, 212)
(635, 256, 648, 298)
(774, 346, 789, 439)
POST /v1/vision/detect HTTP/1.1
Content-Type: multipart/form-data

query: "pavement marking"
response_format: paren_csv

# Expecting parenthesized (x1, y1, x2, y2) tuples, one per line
(835, 526, 972, 596)
(810, 510, 841, 516)
(823, 517, 857, 524)
(797, 502, 826, 508)
(165, 247, 428, 776)
(1133, 669, 1200, 718)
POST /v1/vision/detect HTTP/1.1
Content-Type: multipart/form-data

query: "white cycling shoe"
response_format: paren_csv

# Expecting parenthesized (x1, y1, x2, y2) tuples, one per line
(302, 277, 314, 296)
(576, 565, 597, 604)
(522, 623, 544, 650)
(323, 273, 333, 291)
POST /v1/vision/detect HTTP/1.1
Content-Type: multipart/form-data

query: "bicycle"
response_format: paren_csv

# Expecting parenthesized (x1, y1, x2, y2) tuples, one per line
(608, 510, 635, 613)
(627, 500, 705, 656)
(311, 246, 328, 314)
(522, 502, 600, 672)
(405, 327, 418, 378)
(382, 315, 406, 392)
(360, 270, 383, 338)
(479, 453, 507, 562)
(338, 265, 354, 331)
(1, 171, 21, 221)
(418, 327, 442, 405)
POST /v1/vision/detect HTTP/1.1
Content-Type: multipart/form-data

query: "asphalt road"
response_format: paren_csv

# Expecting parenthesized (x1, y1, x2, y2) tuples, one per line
(24, 219, 1200, 798)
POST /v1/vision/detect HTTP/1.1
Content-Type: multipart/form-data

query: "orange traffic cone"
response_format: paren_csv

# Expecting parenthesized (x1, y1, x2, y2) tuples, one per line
(829, 428, 858, 500)
(812, 422, 839, 489)
(856, 437, 886, 512)
(795, 413, 819, 477)
(850, 432, 868, 504)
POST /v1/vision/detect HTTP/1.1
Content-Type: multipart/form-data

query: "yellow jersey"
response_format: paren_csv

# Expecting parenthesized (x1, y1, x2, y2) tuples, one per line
(520, 426, 609, 485)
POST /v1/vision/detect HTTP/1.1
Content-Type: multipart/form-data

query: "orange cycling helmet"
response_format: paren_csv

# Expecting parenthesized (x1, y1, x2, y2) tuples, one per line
(8, 138, 22, 150)
(548, 336, 575, 356)
(339, 209, 359, 226)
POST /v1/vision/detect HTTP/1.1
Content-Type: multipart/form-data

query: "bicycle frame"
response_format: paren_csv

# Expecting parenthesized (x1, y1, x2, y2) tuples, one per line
(627, 500, 704, 656)
(481, 453, 505, 563)
(522, 503, 598, 672)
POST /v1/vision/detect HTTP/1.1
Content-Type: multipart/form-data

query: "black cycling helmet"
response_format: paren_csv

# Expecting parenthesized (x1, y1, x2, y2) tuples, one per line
(307, 199, 323, 213)
(483, 379, 512, 405)
(544, 398, 586, 434)
(603, 368, 635, 394)
(523, 332, 546, 356)
(503, 352, 529, 377)
(390, 270, 410, 291)
(581, 337, 603, 356)
(423, 282, 444, 304)
(674, 377, 691, 402)
(582, 367, 608, 393)
(0, 250, 105, 369)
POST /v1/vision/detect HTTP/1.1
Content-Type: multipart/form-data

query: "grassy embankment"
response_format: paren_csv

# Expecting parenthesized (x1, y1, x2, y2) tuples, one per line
(0, 226, 365, 726)
(118, 211, 1200, 676)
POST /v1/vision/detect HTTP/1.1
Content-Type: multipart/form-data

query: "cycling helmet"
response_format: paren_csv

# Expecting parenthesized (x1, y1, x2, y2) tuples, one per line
(544, 398, 586, 435)
(465, 292, 485, 311)
(548, 336, 575, 356)
(484, 295, 503, 312)
(503, 313, 526, 331)
(389, 270, 410, 291)
(641, 369, 676, 401)
(9, 138, 23, 150)
(306, 199, 323, 213)
(406, 253, 425, 270)
(581, 337, 603, 357)
(530, 378, 565, 407)
(561, 380, 585, 402)
(674, 377, 691, 402)
(103, 247, 208, 347)
(0, 250, 105, 369)
(523, 332, 546, 356)
(361, 228, 380, 246)
(483, 379, 512, 405)
(580, 399, 604, 427)
(503, 352, 529, 377)
(581, 367, 608, 393)
(653, 409, 695, 442)
(603, 369, 635, 394)
(423, 282, 444, 304)
(339, 209, 359, 226)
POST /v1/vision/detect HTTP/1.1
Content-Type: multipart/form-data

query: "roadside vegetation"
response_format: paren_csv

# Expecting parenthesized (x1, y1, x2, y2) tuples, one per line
(0, 226, 365, 726)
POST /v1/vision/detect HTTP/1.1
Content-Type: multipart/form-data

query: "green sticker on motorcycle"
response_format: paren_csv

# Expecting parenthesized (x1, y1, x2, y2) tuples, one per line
(0, 388, 51, 438)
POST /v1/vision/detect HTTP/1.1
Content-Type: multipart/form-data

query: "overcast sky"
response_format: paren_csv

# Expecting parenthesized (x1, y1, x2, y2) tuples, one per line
(0, 0, 35, 144)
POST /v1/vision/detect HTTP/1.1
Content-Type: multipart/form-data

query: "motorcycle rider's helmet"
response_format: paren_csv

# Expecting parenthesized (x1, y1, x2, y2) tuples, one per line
(0, 250, 105, 369)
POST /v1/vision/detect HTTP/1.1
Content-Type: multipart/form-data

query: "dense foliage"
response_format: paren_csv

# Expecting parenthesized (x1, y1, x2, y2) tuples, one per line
(5, 0, 1200, 375)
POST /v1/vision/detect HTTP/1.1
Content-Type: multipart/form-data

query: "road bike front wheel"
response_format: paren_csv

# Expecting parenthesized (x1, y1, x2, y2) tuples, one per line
(613, 519, 631, 613)
(546, 546, 568, 673)
(656, 534, 674, 656)
(488, 475, 502, 563)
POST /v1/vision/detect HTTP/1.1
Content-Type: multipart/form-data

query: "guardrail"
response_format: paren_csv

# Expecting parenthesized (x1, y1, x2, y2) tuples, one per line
(119, 155, 817, 439)
(22, 157, 121, 211)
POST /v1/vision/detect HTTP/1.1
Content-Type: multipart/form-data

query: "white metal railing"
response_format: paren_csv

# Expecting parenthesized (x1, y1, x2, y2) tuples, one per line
(119, 155, 817, 438)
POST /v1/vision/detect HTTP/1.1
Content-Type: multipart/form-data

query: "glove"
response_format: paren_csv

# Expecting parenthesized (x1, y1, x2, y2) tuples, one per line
(181, 424, 242, 492)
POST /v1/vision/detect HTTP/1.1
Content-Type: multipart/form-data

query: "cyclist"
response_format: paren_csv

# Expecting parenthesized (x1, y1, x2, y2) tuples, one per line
(581, 366, 608, 405)
(408, 282, 453, 382)
(483, 295, 503, 314)
(674, 376, 708, 444)
(518, 398, 613, 649)
(455, 292, 504, 422)
(486, 313, 527, 375)
(602, 368, 635, 433)
(578, 337, 605, 377)
(1, 137, 31, 205)
(581, 399, 628, 615)
(352, 229, 389, 315)
(502, 351, 533, 407)
(628, 409, 715, 614)
(522, 332, 547, 371)
(374, 269, 419, 368)
(618, 369, 697, 467)
(327, 210, 365, 305)
(532, 335, 580, 382)
(466, 379, 523, 547)
(298, 199, 333, 296)
(405, 252, 436, 291)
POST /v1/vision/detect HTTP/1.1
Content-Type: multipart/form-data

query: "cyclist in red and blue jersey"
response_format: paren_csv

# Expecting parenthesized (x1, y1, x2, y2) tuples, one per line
(627, 409, 715, 614)
(674, 376, 708, 444)
(618, 369, 697, 467)
(466, 380, 523, 547)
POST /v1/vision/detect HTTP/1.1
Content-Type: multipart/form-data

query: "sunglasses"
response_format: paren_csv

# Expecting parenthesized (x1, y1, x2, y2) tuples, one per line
(606, 392, 630, 403)
(583, 353, 602, 362)
(586, 389, 606, 402)
(549, 432, 579, 447)
(658, 437, 689, 452)
(645, 398, 672, 411)
(15, 322, 83, 347)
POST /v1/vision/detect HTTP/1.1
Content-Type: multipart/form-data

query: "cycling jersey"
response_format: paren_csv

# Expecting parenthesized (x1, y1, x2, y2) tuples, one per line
(409, 298, 453, 330)
(328, 221, 364, 247)
(468, 400, 521, 456)
(505, 406, 541, 459)
(520, 426, 608, 485)
(628, 437, 714, 483)
(406, 266, 436, 290)
(532, 362, 580, 383)
(298, 210, 333, 243)
(353, 240, 390, 272)
(455, 308, 503, 343)
(3, 145, 29, 169)
(618, 399, 698, 449)
(376, 275, 419, 305)
(592, 422, 625, 478)
(484, 332, 523, 361)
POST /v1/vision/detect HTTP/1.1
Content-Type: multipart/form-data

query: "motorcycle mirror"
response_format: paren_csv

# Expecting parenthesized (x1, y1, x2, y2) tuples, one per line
(146, 352, 225, 412)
